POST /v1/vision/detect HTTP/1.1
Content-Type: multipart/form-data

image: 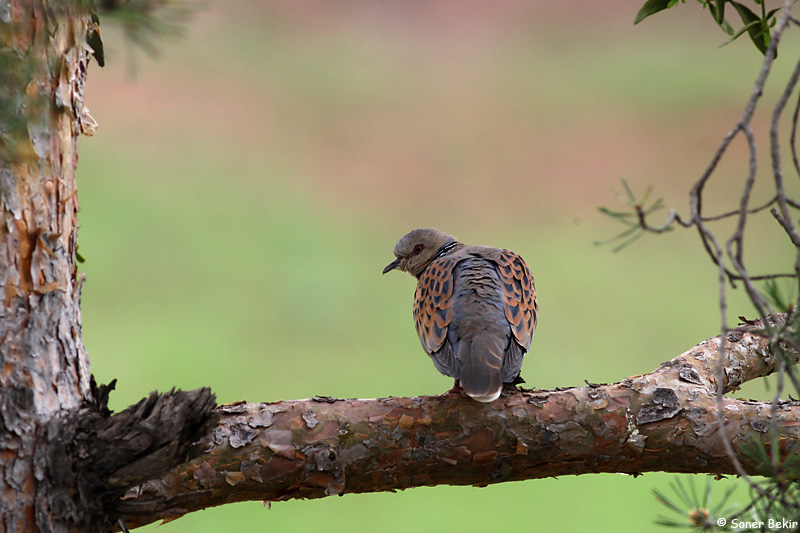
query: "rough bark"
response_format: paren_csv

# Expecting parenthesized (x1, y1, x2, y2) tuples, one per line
(0, 2, 95, 531)
(113, 316, 799, 529)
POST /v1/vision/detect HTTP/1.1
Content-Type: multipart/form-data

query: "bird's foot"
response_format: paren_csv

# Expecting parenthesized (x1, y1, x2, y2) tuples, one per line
(444, 379, 470, 399)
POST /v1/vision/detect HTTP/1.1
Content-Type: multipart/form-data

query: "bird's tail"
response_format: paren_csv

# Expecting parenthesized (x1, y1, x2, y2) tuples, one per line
(458, 334, 503, 402)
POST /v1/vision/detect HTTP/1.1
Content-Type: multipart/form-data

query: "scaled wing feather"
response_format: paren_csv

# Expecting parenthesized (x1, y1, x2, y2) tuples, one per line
(494, 249, 537, 350)
(413, 256, 457, 354)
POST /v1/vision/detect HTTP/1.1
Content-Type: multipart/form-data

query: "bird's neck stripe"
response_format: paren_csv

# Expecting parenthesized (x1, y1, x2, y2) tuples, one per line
(432, 241, 458, 261)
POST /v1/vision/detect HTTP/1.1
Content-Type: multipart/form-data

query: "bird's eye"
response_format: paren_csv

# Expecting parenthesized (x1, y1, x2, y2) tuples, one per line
(413, 244, 424, 255)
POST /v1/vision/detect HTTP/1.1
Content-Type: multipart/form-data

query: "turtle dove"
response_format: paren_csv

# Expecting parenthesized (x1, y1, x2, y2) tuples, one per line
(383, 228, 537, 402)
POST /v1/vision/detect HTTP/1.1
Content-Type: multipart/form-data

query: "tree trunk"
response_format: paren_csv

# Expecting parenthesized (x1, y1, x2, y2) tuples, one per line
(1, 2, 95, 530)
(1, 4, 218, 531)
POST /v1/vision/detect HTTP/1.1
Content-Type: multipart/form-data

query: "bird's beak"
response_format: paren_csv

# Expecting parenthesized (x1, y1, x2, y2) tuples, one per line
(382, 258, 401, 275)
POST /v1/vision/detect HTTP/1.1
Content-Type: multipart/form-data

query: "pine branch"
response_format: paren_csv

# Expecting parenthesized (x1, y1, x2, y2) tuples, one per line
(108, 314, 799, 529)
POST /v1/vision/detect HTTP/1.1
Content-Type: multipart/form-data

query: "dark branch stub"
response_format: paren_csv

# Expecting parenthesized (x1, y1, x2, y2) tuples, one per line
(41, 384, 218, 531)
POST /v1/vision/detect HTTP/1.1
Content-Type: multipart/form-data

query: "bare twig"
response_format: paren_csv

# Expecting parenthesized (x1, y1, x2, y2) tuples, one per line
(601, 0, 800, 508)
(701, 195, 777, 222)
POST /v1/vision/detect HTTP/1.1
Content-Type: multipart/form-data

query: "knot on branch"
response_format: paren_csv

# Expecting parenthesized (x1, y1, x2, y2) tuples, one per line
(636, 388, 681, 424)
(303, 444, 345, 496)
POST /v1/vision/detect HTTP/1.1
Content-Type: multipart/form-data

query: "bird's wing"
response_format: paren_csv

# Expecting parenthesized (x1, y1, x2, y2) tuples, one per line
(491, 248, 537, 350)
(414, 255, 460, 375)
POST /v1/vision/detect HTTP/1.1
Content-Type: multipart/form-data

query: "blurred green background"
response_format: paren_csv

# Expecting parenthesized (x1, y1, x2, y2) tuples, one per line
(76, 1, 799, 531)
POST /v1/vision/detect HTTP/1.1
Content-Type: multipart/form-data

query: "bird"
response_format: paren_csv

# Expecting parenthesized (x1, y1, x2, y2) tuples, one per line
(383, 228, 537, 402)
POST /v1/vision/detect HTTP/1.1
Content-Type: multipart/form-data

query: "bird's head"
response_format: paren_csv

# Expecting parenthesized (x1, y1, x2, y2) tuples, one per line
(383, 228, 458, 278)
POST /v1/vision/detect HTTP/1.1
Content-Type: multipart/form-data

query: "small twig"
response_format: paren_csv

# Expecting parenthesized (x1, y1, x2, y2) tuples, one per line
(714, 237, 756, 483)
(772, 206, 796, 242)
(726, 123, 774, 319)
(700, 196, 778, 221)
(636, 206, 693, 232)
(770, 43, 800, 249)
(791, 81, 800, 181)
